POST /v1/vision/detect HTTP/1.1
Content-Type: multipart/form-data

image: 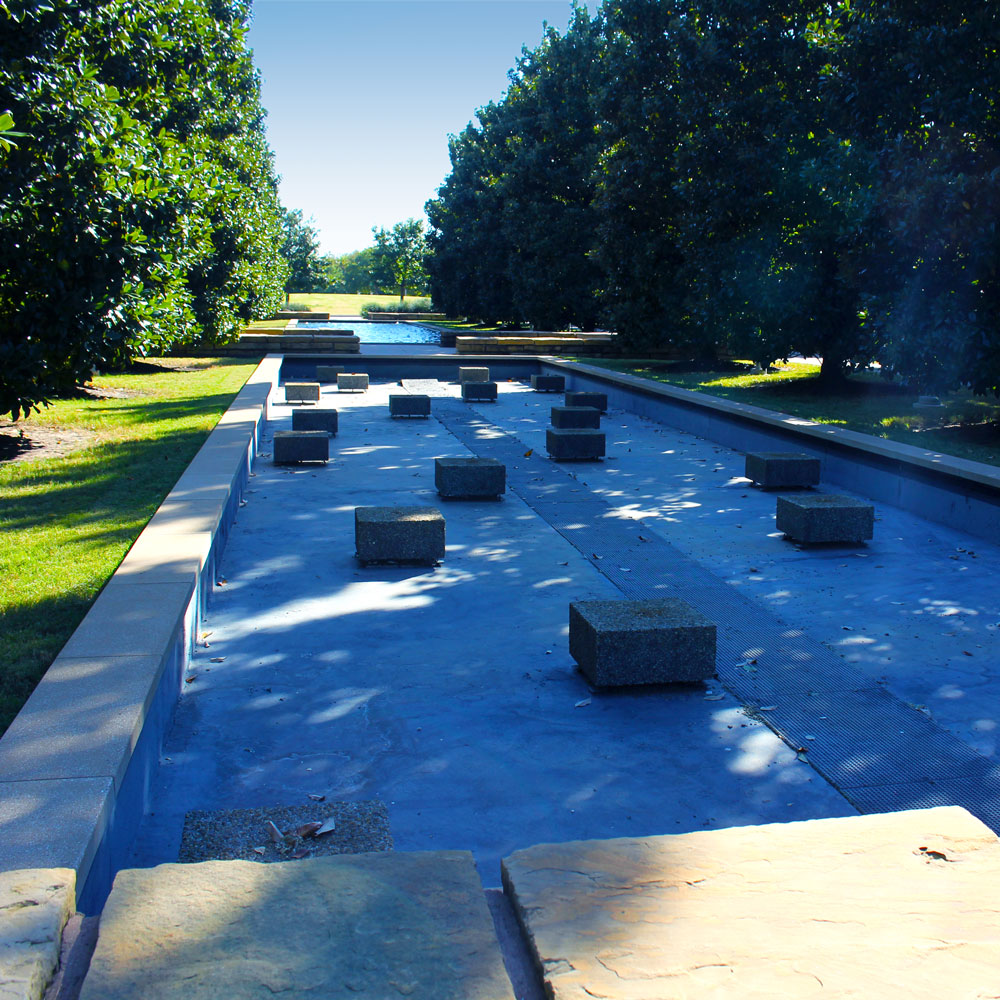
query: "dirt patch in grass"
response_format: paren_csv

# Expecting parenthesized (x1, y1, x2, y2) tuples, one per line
(0, 422, 96, 464)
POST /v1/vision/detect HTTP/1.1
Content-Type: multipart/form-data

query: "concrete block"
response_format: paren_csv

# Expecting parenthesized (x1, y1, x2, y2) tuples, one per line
(546, 427, 605, 461)
(336, 373, 368, 392)
(501, 806, 1000, 1000)
(272, 430, 328, 464)
(79, 852, 515, 1000)
(389, 394, 431, 418)
(531, 374, 565, 392)
(291, 409, 338, 435)
(0, 868, 76, 1000)
(459, 367, 490, 384)
(776, 493, 875, 543)
(315, 365, 345, 382)
(745, 451, 820, 488)
(565, 390, 607, 412)
(551, 405, 600, 429)
(461, 381, 498, 402)
(355, 506, 445, 565)
(569, 598, 716, 686)
(283, 382, 319, 404)
(435, 457, 506, 499)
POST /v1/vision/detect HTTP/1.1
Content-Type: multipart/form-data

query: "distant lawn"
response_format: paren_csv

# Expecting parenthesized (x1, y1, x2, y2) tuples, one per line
(0, 357, 259, 735)
(579, 358, 1000, 467)
(281, 293, 411, 314)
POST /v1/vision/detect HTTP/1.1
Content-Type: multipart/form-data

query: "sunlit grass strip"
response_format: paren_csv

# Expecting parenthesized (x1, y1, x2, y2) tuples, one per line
(0, 357, 258, 735)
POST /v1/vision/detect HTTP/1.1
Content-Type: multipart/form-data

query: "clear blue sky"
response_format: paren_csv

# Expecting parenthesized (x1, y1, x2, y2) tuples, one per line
(247, 1, 594, 256)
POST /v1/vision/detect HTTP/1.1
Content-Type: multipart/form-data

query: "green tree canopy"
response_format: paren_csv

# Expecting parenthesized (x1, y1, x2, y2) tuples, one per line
(280, 208, 326, 295)
(371, 218, 429, 300)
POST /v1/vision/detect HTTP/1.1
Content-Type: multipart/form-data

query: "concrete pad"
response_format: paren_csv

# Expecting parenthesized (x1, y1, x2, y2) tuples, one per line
(0, 868, 75, 1000)
(502, 806, 1000, 1000)
(80, 852, 515, 1000)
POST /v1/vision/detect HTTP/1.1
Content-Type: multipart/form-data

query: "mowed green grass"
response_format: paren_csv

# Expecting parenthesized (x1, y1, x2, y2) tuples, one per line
(581, 359, 1000, 467)
(0, 357, 258, 735)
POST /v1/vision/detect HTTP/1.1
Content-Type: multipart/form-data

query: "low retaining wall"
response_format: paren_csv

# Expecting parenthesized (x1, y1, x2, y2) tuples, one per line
(0, 357, 281, 912)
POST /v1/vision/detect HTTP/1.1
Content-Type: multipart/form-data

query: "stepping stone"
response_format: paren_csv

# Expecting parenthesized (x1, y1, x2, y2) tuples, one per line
(284, 381, 320, 404)
(776, 493, 874, 543)
(315, 365, 345, 382)
(459, 366, 490, 384)
(564, 390, 607, 413)
(550, 405, 600, 429)
(337, 373, 369, 392)
(80, 851, 515, 1000)
(389, 394, 431, 418)
(745, 451, 820, 489)
(0, 868, 76, 1000)
(531, 374, 565, 392)
(355, 506, 445, 565)
(435, 457, 506, 499)
(462, 381, 498, 402)
(546, 427, 605, 460)
(291, 408, 338, 434)
(273, 430, 328, 464)
(501, 806, 1000, 1000)
(569, 598, 716, 686)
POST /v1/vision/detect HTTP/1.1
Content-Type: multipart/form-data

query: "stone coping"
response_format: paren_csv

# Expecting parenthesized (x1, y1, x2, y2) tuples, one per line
(0, 356, 281, 911)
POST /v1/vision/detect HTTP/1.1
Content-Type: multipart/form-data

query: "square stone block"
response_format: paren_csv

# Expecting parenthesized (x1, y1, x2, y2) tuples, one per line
(291, 409, 338, 434)
(315, 365, 345, 382)
(459, 367, 490, 384)
(531, 374, 565, 392)
(273, 430, 329, 464)
(776, 493, 875, 543)
(337, 373, 369, 391)
(435, 457, 506, 499)
(462, 381, 498, 402)
(355, 506, 445, 565)
(745, 451, 821, 489)
(389, 394, 431, 418)
(551, 405, 600, 429)
(564, 391, 607, 413)
(546, 427, 605, 460)
(284, 382, 320, 404)
(569, 598, 717, 686)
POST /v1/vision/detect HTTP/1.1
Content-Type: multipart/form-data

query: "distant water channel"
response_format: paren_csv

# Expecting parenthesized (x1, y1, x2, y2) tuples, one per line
(298, 320, 440, 345)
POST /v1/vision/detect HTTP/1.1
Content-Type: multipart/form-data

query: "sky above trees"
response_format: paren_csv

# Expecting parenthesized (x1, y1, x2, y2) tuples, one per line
(246, 0, 596, 255)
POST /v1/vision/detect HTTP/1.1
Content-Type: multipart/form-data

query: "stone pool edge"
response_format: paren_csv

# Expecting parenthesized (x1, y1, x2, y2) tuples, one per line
(0, 356, 281, 913)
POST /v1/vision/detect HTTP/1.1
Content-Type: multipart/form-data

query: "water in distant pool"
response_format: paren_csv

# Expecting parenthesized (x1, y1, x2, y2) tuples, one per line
(297, 321, 440, 344)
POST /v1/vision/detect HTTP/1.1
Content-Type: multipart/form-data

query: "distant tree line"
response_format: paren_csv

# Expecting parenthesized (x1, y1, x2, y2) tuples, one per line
(426, 0, 1000, 394)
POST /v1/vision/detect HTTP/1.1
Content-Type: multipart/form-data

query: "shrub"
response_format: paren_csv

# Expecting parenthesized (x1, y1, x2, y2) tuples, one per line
(360, 298, 433, 318)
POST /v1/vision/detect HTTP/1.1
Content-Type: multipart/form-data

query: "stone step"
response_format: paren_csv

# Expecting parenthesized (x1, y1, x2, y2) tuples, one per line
(79, 851, 515, 1000)
(501, 806, 1000, 999)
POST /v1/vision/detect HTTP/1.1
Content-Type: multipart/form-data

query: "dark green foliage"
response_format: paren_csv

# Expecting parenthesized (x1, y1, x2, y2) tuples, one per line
(0, 0, 288, 418)
(323, 247, 380, 294)
(371, 218, 429, 300)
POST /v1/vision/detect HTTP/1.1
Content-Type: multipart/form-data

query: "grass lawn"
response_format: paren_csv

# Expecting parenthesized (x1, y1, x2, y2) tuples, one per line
(0, 356, 259, 735)
(580, 358, 1000, 467)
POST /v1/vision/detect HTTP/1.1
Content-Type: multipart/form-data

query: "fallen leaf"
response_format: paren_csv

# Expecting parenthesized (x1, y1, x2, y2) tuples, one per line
(307, 793, 326, 802)
(296, 822, 323, 838)
(184, 674, 196, 683)
(842, 626, 854, 631)
(267, 821, 283, 843)
(759, 705, 778, 712)
(315, 817, 337, 836)
(252, 846, 266, 855)
(210, 656, 225, 663)
(964, 651, 974, 656)
(704, 693, 725, 701)
(524, 449, 533, 457)
(575, 698, 592, 708)
(291, 848, 310, 859)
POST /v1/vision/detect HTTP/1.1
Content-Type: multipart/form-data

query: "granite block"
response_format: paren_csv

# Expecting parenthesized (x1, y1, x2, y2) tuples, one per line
(776, 493, 875, 543)
(550, 405, 600, 429)
(315, 365, 345, 382)
(546, 427, 605, 460)
(355, 506, 445, 565)
(568, 598, 716, 686)
(272, 430, 329, 464)
(745, 451, 821, 489)
(459, 367, 490, 384)
(336, 373, 368, 392)
(389, 394, 431, 418)
(530, 374, 565, 392)
(283, 382, 320, 404)
(291, 409, 338, 434)
(461, 381, 498, 402)
(435, 457, 506, 498)
(564, 391, 607, 412)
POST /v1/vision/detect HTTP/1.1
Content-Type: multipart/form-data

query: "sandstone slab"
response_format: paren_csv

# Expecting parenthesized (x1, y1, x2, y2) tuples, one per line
(502, 806, 1000, 1000)
(80, 852, 515, 1000)
(0, 868, 75, 1000)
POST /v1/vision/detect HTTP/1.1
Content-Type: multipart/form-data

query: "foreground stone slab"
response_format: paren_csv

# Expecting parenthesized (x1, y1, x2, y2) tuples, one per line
(745, 451, 820, 489)
(355, 506, 445, 565)
(80, 852, 514, 1000)
(564, 390, 607, 412)
(0, 868, 75, 1000)
(291, 408, 338, 434)
(389, 394, 431, 418)
(459, 366, 490, 384)
(777, 492, 874, 543)
(550, 405, 600, 429)
(337, 372, 369, 392)
(435, 457, 506, 499)
(273, 430, 328, 464)
(502, 806, 1000, 1000)
(315, 364, 346, 382)
(283, 381, 320, 404)
(546, 428, 605, 461)
(530, 374, 565, 392)
(569, 598, 716, 686)
(462, 381, 498, 402)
